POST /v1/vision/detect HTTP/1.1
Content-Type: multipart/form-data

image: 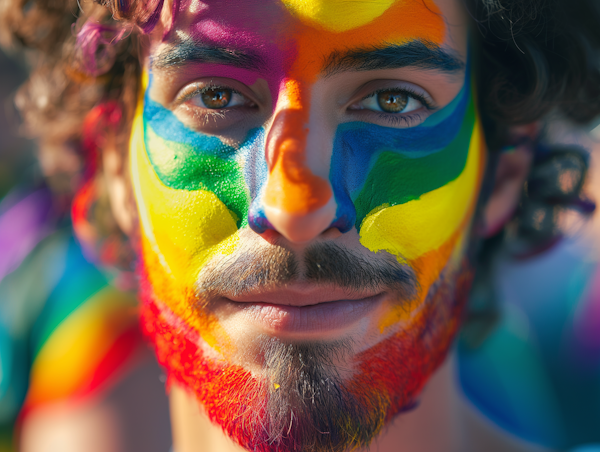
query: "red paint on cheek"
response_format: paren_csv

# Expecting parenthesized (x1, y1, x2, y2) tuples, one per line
(141, 296, 267, 448)
(349, 265, 474, 419)
(140, 257, 474, 449)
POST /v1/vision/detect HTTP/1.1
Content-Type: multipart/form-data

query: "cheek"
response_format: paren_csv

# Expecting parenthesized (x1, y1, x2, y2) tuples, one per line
(130, 87, 262, 337)
(141, 97, 251, 227)
(329, 89, 486, 326)
(131, 122, 239, 352)
(359, 119, 484, 265)
(361, 120, 484, 330)
(131, 102, 240, 291)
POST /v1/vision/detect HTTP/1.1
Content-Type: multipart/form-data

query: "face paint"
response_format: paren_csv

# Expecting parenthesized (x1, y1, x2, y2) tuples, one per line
(254, 0, 448, 241)
(131, 71, 251, 351)
(132, 0, 483, 450)
(141, 259, 473, 452)
(339, 73, 485, 328)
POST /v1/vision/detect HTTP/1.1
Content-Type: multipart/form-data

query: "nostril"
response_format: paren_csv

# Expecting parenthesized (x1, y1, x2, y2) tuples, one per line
(248, 202, 273, 235)
(321, 227, 343, 239)
(254, 229, 285, 247)
(330, 213, 355, 235)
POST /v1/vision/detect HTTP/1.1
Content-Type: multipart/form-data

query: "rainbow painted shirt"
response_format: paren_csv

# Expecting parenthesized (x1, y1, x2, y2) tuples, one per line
(0, 188, 141, 450)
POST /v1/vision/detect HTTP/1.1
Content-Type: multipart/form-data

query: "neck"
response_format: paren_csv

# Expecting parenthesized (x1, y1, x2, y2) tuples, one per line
(169, 351, 550, 452)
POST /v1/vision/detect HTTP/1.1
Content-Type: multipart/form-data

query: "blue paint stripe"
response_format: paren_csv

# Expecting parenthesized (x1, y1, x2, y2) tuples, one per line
(143, 95, 236, 159)
(335, 81, 469, 160)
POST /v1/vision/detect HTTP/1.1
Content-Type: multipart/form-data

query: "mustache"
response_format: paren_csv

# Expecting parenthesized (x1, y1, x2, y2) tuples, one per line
(197, 241, 417, 300)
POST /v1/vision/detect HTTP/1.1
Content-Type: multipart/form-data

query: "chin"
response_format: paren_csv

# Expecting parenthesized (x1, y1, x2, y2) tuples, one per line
(138, 254, 474, 452)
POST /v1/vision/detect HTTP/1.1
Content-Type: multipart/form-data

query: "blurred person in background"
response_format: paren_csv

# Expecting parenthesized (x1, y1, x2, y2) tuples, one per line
(0, 18, 172, 452)
(0, 1, 599, 452)
(0, 45, 35, 452)
(0, 48, 34, 199)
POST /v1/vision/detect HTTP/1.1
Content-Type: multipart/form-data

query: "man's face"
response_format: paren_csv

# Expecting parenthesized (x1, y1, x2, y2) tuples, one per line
(130, 0, 483, 450)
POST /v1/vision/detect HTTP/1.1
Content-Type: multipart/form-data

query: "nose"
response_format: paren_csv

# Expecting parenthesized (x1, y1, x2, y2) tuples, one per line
(253, 81, 337, 243)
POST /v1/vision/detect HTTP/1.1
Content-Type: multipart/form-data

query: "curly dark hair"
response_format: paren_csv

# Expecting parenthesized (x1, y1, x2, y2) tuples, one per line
(0, 0, 597, 270)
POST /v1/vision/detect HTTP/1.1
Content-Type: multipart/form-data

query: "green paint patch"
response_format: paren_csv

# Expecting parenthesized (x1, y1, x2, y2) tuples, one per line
(353, 100, 476, 228)
(144, 126, 250, 228)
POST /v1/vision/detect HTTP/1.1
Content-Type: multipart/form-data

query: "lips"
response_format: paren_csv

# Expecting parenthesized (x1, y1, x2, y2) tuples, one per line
(221, 284, 385, 336)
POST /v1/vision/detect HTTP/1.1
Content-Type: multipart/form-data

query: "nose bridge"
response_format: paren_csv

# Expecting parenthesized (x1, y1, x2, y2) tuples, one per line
(257, 79, 337, 243)
(265, 82, 330, 215)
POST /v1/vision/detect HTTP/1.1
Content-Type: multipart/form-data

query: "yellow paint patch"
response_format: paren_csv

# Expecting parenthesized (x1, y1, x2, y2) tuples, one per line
(131, 105, 240, 286)
(359, 117, 483, 262)
(378, 230, 460, 331)
(130, 86, 239, 354)
(139, 236, 232, 356)
(370, 118, 487, 333)
(282, 0, 398, 32)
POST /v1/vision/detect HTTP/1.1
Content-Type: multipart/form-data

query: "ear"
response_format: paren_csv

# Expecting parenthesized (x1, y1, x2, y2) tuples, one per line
(102, 139, 137, 236)
(479, 124, 538, 237)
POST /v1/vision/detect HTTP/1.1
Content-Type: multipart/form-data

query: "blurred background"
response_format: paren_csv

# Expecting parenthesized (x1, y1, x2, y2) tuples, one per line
(0, 48, 36, 199)
(0, 43, 599, 452)
(458, 120, 600, 450)
(0, 48, 172, 452)
(0, 46, 36, 452)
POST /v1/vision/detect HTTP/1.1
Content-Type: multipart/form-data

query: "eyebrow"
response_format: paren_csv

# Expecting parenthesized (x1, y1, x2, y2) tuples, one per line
(152, 38, 266, 71)
(322, 40, 465, 77)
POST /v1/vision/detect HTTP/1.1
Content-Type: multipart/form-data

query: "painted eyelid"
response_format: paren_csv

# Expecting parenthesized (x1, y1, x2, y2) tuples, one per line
(173, 80, 258, 108)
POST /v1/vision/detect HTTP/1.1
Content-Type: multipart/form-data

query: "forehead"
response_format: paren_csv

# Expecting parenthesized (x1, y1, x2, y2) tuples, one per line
(156, 0, 467, 76)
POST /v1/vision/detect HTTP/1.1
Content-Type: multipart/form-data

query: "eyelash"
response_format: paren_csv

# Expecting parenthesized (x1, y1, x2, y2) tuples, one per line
(374, 111, 428, 127)
(361, 87, 434, 109)
(354, 87, 436, 127)
(174, 83, 256, 127)
(175, 83, 436, 129)
(176, 83, 252, 108)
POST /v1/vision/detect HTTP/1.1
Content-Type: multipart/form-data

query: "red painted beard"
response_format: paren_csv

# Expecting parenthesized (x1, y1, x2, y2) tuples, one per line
(139, 254, 473, 452)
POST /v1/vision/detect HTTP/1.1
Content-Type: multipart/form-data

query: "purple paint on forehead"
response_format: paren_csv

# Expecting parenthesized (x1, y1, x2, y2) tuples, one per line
(187, 64, 261, 88)
(177, 0, 292, 106)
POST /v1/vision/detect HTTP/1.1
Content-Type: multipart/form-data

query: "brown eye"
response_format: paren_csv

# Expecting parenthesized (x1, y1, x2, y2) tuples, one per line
(201, 88, 232, 109)
(377, 91, 408, 113)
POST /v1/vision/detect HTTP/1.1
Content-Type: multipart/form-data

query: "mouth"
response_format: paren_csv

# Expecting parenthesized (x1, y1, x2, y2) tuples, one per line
(221, 284, 385, 337)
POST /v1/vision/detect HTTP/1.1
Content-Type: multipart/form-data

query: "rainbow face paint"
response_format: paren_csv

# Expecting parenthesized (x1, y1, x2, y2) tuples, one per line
(131, 0, 485, 450)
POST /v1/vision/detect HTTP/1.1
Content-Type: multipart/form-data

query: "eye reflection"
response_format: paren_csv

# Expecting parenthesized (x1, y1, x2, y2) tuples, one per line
(378, 91, 408, 113)
(199, 88, 233, 109)
(357, 89, 425, 115)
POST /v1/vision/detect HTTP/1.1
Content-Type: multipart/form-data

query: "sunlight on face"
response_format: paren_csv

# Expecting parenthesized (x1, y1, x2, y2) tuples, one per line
(129, 0, 484, 450)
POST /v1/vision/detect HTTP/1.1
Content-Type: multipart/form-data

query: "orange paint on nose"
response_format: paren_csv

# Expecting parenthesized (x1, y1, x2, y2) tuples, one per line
(264, 79, 332, 215)
(263, 0, 445, 218)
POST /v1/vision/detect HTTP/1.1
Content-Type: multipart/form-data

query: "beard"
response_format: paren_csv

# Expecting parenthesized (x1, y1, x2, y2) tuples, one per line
(139, 240, 473, 452)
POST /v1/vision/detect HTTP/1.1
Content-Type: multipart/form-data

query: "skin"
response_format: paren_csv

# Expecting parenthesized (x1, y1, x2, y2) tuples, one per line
(104, 0, 535, 450)
(137, 0, 472, 338)
(168, 353, 552, 452)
